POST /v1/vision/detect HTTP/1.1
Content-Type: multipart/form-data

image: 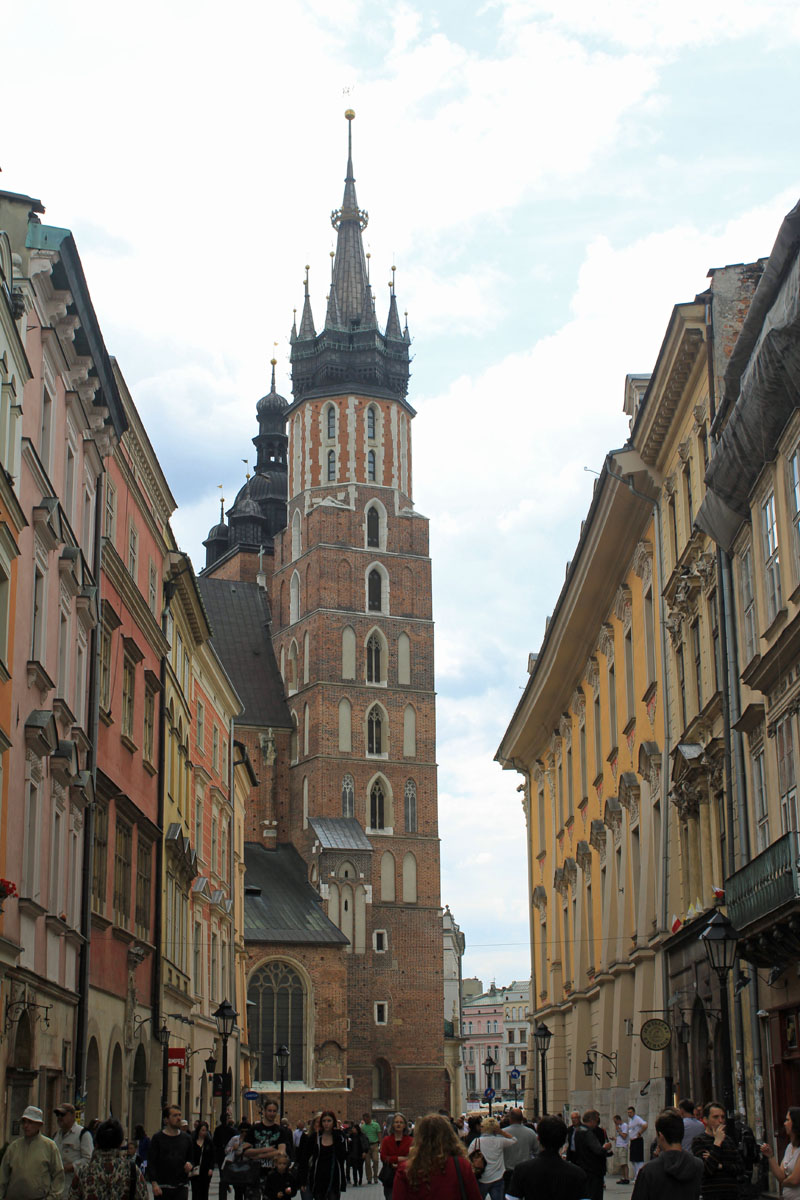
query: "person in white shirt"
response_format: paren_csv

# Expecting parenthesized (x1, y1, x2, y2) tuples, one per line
(53, 1104, 93, 1195)
(612, 1115, 630, 1183)
(626, 1106, 648, 1178)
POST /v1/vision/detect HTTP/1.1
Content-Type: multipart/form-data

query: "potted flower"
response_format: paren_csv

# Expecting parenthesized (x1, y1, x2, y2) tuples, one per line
(0, 879, 17, 913)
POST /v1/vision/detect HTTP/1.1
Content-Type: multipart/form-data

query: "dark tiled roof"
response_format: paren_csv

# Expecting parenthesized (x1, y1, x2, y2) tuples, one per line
(310, 817, 373, 852)
(243, 842, 348, 946)
(197, 578, 291, 729)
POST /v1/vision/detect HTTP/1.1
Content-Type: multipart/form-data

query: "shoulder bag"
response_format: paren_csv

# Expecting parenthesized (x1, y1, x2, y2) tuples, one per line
(468, 1138, 486, 1180)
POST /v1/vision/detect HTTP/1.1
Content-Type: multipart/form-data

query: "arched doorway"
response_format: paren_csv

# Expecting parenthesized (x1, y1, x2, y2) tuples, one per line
(131, 1044, 147, 1131)
(86, 1038, 101, 1122)
(691, 999, 712, 1105)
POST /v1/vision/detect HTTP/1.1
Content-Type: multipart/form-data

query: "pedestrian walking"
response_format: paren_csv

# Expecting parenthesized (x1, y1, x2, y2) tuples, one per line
(379, 1113, 412, 1198)
(393, 1114, 481, 1200)
(566, 1111, 582, 1164)
(506, 1114, 587, 1200)
(501, 1108, 538, 1192)
(147, 1106, 194, 1200)
(761, 1107, 800, 1200)
(467, 1116, 514, 1200)
(190, 1122, 214, 1200)
(690, 1102, 743, 1200)
(304, 1111, 346, 1200)
(134, 1126, 151, 1173)
(0, 1106, 65, 1200)
(572, 1110, 612, 1200)
(53, 1103, 93, 1195)
(68, 1119, 148, 1200)
(345, 1120, 367, 1187)
(631, 1111, 703, 1200)
(678, 1103, 705, 1154)
(613, 1115, 630, 1183)
(627, 1107, 648, 1179)
(263, 1150, 298, 1199)
(359, 1113, 382, 1185)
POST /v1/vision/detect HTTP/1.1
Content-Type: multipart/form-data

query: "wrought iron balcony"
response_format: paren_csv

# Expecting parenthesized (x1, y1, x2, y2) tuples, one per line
(726, 830, 800, 936)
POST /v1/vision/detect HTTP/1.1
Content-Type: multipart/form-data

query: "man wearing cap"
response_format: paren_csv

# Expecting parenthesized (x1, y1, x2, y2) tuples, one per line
(53, 1104, 93, 1194)
(0, 1106, 65, 1200)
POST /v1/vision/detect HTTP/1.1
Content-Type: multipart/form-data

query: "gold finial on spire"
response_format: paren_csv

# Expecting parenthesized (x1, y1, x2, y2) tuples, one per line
(345, 108, 355, 121)
(217, 483, 224, 521)
(242, 458, 250, 481)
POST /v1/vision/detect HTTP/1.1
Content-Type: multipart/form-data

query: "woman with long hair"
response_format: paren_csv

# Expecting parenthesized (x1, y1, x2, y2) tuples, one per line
(191, 1121, 215, 1200)
(379, 1113, 413, 1198)
(394, 1114, 481, 1200)
(761, 1108, 800, 1200)
(305, 1111, 346, 1200)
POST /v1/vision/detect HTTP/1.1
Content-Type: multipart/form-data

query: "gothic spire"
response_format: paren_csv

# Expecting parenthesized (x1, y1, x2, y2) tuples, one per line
(298, 265, 316, 339)
(327, 110, 376, 331)
(385, 266, 403, 340)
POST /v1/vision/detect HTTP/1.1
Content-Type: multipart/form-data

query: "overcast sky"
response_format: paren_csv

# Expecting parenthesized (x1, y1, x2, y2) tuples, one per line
(4, 0, 799, 989)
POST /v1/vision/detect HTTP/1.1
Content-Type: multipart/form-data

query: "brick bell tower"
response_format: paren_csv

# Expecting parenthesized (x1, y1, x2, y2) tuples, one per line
(270, 110, 445, 1116)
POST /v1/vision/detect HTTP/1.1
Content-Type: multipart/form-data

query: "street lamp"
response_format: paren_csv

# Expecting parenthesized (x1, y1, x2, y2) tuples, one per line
(483, 1053, 496, 1117)
(533, 1023, 552, 1115)
(157, 1021, 170, 1110)
(213, 1000, 238, 1126)
(699, 911, 740, 1116)
(275, 1044, 289, 1119)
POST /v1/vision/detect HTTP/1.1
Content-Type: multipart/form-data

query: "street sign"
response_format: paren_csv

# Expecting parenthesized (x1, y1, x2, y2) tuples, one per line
(509, 1069, 521, 1079)
(243, 1090, 260, 1101)
(483, 1087, 495, 1100)
(167, 1048, 186, 1069)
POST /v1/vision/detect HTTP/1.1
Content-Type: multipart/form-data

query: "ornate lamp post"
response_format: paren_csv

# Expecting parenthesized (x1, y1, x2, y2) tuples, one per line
(275, 1044, 289, 1119)
(533, 1022, 552, 1115)
(158, 1021, 170, 1110)
(483, 1052, 497, 1117)
(700, 911, 740, 1116)
(213, 1000, 238, 1125)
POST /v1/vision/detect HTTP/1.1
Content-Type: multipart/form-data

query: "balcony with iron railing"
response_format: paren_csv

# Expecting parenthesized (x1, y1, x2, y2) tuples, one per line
(726, 830, 800, 964)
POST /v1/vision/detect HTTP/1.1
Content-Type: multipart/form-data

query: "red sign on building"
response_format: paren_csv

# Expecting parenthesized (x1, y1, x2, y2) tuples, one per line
(167, 1048, 186, 1069)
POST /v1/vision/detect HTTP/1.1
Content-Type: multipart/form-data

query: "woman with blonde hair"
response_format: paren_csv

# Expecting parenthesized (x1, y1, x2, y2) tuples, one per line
(393, 1114, 481, 1199)
(379, 1113, 413, 1198)
(467, 1116, 514, 1200)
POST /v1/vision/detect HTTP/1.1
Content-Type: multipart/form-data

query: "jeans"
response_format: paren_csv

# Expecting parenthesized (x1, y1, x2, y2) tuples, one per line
(479, 1181, 504, 1200)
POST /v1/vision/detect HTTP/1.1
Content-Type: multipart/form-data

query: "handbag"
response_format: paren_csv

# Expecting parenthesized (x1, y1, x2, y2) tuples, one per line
(220, 1158, 261, 1187)
(378, 1160, 396, 1186)
(468, 1138, 486, 1180)
(454, 1155, 469, 1200)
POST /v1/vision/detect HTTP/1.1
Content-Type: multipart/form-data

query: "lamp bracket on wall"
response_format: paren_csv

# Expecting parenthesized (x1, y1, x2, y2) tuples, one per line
(583, 1048, 618, 1080)
(4, 999, 51, 1034)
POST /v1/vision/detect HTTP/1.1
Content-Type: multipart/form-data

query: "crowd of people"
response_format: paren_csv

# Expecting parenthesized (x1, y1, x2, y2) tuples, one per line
(0, 1096, 794, 1200)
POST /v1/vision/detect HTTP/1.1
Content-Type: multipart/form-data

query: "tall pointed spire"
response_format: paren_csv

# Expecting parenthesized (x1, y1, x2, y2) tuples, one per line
(327, 110, 376, 331)
(385, 266, 403, 340)
(298, 265, 316, 339)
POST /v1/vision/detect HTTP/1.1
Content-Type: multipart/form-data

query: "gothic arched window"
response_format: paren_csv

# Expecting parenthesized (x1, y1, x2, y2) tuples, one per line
(327, 405, 336, 440)
(327, 450, 336, 482)
(367, 507, 379, 548)
(368, 569, 381, 611)
(370, 779, 386, 830)
(367, 450, 376, 482)
(366, 634, 382, 683)
(367, 707, 382, 755)
(367, 405, 376, 441)
(342, 774, 354, 818)
(248, 961, 305, 1082)
(404, 779, 417, 833)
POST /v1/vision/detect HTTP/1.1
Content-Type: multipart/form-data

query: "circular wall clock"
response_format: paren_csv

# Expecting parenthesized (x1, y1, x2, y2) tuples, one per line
(640, 1018, 672, 1051)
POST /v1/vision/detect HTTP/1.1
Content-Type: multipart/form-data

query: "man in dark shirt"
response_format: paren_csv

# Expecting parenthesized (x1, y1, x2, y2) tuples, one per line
(249, 1100, 294, 1168)
(507, 1115, 587, 1200)
(632, 1110, 703, 1200)
(147, 1107, 193, 1200)
(691, 1103, 743, 1200)
(573, 1109, 613, 1200)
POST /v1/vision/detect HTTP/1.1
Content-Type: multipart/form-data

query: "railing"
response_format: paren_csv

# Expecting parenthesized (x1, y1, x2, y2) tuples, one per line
(726, 830, 800, 928)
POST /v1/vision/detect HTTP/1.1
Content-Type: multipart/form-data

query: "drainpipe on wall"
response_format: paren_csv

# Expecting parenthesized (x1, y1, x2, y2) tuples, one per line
(152, 581, 170, 1071)
(74, 472, 105, 1110)
(706, 293, 762, 1128)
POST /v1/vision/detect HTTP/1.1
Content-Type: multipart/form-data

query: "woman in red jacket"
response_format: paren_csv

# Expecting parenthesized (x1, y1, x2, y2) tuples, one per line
(379, 1113, 413, 1198)
(393, 1114, 482, 1200)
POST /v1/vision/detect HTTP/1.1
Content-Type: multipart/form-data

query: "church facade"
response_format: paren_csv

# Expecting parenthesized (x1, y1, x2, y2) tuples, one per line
(201, 112, 446, 1119)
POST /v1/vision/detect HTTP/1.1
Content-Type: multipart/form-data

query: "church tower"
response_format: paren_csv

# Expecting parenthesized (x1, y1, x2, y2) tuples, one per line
(271, 111, 445, 1115)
